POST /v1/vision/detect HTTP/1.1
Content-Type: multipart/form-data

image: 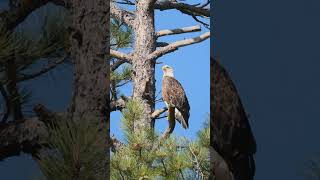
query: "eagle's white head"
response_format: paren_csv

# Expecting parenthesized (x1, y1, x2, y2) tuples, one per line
(162, 65, 174, 77)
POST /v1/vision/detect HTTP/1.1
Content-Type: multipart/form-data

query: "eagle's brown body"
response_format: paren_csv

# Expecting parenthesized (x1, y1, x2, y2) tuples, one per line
(162, 76, 190, 129)
(211, 58, 256, 180)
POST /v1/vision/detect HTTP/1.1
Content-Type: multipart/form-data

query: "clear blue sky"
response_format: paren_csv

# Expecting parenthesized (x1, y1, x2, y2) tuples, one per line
(0, 1, 209, 179)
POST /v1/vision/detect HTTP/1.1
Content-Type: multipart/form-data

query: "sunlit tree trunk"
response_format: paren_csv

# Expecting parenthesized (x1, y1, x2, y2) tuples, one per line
(131, 0, 157, 131)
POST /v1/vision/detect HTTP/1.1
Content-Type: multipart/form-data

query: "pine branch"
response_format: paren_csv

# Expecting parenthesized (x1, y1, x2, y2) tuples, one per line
(156, 25, 201, 38)
(17, 56, 68, 82)
(149, 31, 210, 59)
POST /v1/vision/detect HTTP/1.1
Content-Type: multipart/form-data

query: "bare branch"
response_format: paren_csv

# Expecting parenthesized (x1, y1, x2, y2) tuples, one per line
(156, 25, 201, 38)
(111, 59, 129, 71)
(149, 31, 210, 59)
(192, 15, 210, 29)
(110, 2, 135, 28)
(17, 56, 68, 82)
(110, 49, 133, 62)
(151, 107, 168, 119)
(155, 1, 210, 18)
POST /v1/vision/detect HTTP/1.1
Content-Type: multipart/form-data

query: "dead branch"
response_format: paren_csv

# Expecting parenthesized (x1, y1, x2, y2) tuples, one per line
(110, 49, 133, 62)
(149, 31, 210, 59)
(111, 59, 130, 71)
(156, 25, 201, 38)
(154, 1, 210, 18)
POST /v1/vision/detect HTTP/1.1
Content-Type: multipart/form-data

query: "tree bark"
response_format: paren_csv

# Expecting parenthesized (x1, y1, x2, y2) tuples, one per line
(68, 0, 109, 120)
(131, 0, 157, 131)
(68, 0, 110, 178)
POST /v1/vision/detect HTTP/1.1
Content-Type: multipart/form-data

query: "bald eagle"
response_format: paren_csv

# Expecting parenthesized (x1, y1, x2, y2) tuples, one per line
(211, 58, 256, 180)
(161, 65, 190, 136)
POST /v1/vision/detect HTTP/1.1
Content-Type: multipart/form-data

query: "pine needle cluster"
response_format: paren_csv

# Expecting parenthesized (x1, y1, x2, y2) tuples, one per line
(37, 117, 108, 180)
(111, 99, 211, 180)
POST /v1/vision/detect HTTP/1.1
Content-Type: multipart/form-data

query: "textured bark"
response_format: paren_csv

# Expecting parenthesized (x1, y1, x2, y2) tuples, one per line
(131, 0, 157, 131)
(68, 0, 109, 120)
(68, 0, 110, 178)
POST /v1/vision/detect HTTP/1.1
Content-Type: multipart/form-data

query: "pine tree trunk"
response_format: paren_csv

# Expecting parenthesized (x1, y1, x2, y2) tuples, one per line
(132, 0, 156, 131)
(68, 0, 109, 121)
(68, 0, 110, 178)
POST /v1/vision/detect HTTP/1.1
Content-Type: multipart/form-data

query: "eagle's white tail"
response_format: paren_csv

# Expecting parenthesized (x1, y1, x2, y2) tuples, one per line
(175, 109, 188, 129)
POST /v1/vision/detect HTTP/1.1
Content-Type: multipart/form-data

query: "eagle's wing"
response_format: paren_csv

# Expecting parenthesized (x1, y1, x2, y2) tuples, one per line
(162, 76, 190, 129)
(211, 58, 256, 180)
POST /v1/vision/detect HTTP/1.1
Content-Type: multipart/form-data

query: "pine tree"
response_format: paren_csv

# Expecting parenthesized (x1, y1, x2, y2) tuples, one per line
(110, 99, 211, 180)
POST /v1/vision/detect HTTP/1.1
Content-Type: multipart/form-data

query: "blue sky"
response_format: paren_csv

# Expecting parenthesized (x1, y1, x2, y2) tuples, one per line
(0, 1, 209, 179)
(215, 1, 320, 180)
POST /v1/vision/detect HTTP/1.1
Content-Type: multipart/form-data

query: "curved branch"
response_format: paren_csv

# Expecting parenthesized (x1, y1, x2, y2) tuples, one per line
(111, 59, 129, 71)
(149, 31, 210, 59)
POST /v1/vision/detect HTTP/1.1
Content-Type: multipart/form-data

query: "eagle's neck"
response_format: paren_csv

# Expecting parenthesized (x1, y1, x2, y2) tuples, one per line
(163, 71, 174, 78)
